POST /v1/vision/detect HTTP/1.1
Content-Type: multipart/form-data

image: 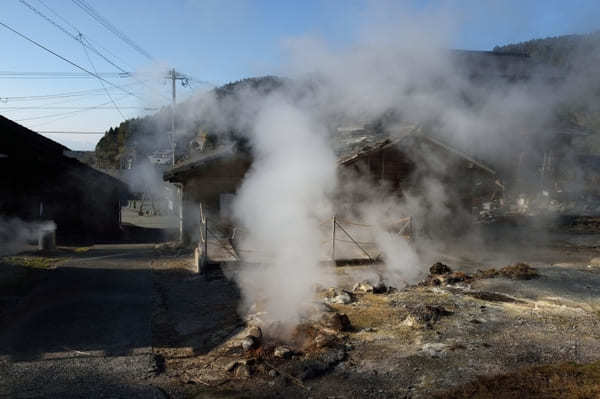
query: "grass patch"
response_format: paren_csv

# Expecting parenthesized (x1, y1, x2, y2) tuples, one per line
(2, 255, 63, 269)
(333, 294, 398, 331)
(437, 361, 600, 398)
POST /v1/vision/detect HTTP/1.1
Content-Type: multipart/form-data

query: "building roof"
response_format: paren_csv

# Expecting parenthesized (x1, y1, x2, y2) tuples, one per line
(0, 115, 129, 196)
(163, 122, 496, 182)
(0, 114, 69, 161)
(337, 125, 496, 175)
(163, 145, 251, 182)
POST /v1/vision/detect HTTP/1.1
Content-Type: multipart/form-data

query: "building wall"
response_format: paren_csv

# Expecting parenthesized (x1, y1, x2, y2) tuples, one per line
(176, 157, 250, 244)
(0, 157, 125, 244)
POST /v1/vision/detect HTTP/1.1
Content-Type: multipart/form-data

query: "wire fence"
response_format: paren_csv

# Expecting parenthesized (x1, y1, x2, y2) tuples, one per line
(196, 206, 413, 264)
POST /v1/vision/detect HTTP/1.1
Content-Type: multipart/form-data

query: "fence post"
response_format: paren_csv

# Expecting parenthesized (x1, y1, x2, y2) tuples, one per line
(203, 215, 208, 267)
(194, 203, 209, 273)
(332, 215, 336, 263)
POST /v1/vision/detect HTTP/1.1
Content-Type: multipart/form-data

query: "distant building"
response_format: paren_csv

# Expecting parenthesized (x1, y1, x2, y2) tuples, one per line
(148, 150, 173, 165)
(0, 115, 129, 243)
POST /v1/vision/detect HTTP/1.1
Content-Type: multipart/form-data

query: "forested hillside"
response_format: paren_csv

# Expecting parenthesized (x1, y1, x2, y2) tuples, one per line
(96, 33, 600, 169)
(95, 76, 283, 168)
(493, 31, 600, 68)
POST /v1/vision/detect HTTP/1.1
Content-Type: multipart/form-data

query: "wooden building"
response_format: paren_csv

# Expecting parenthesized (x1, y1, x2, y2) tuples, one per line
(164, 127, 499, 243)
(0, 116, 129, 243)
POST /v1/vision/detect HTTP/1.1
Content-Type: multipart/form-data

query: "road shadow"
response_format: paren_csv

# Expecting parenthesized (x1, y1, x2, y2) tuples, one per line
(152, 262, 244, 356)
(0, 252, 242, 362)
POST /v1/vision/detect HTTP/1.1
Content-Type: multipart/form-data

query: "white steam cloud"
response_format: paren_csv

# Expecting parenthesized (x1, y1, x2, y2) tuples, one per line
(0, 217, 56, 256)
(232, 96, 337, 325)
(171, 5, 600, 331)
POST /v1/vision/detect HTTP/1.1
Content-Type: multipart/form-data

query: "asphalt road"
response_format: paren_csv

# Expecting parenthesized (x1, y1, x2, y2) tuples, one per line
(0, 245, 165, 398)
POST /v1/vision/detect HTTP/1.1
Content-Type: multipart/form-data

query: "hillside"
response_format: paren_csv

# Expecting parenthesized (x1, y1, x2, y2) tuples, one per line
(95, 76, 284, 169)
(95, 35, 600, 169)
(493, 31, 600, 68)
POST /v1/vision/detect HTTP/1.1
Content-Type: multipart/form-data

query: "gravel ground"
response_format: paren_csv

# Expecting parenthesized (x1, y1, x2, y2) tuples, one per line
(0, 245, 162, 398)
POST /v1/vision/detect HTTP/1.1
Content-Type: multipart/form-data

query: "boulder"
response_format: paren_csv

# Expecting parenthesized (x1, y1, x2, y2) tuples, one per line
(241, 335, 258, 351)
(274, 346, 292, 359)
(246, 326, 263, 339)
(429, 262, 452, 275)
(320, 312, 351, 332)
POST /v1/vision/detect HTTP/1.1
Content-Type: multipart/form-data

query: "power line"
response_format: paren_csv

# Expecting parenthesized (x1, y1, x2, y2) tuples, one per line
(35, 0, 80, 34)
(0, 106, 157, 110)
(21, 0, 169, 102)
(0, 20, 144, 100)
(71, 0, 154, 61)
(38, 130, 105, 134)
(19, 0, 129, 74)
(0, 71, 130, 78)
(80, 35, 125, 119)
(12, 94, 131, 122)
(0, 81, 145, 102)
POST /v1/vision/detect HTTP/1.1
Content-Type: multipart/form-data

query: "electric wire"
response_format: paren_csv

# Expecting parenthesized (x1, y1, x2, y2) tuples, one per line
(0, 106, 156, 110)
(38, 130, 106, 134)
(0, 71, 129, 79)
(71, 0, 154, 61)
(19, 0, 129, 74)
(19, 1, 169, 101)
(80, 35, 125, 119)
(0, 81, 144, 102)
(0, 20, 144, 100)
(13, 94, 131, 122)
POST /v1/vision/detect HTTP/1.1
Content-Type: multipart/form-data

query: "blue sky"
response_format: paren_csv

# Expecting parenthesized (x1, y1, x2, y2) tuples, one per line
(1, 0, 598, 150)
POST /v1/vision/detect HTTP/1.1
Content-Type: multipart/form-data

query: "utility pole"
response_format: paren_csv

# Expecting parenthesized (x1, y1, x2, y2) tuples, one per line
(167, 68, 190, 244)
(171, 68, 176, 166)
(167, 68, 189, 167)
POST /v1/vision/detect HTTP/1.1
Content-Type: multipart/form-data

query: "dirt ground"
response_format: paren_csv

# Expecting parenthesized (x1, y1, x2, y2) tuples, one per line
(2, 227, 600, 398)
(150, 231, 600, 398)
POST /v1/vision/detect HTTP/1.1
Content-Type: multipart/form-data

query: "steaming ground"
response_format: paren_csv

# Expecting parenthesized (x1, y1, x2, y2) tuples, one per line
(2, 227, 600, 397)
(181, 15, 600, 332)
(148, 228, 600, 398)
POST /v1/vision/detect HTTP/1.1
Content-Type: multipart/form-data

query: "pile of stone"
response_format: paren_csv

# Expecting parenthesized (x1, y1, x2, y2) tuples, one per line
(228, 304, 353, 381)
(352, 280, 388, 294)
(419, 262, 473, 287)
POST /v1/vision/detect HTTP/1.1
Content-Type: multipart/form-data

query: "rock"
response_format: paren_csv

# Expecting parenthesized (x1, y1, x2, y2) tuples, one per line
(235, 363, 251, 377)
(330, 291, 352, 304)
(353, 281, 374, 293)
(274, 346, 292, 359)
(404, 304, 453, 327)
(225, 361, 238, 372)
(320, 312, 351, 331)
(445, 272, 472, 284)
(268, 369, 279, 377)
(314, 333, 335, 348)
(372, 281, 388, 294)
(430, 262, 452, 275)
(246, 326, 263, 339)
(241, 335, 258, 351)
(421, 342, 449, 358)
(589, 257, 600, 266)
(226, 359, 254, 372)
